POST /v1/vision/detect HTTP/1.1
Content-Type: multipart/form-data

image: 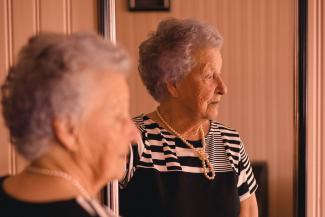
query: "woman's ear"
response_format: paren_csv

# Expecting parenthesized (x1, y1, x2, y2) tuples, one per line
(52, 117, 79, 152)
(165, 81, 179, 98)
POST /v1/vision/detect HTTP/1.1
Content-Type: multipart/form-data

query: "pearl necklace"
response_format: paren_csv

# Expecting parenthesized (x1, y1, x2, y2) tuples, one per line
(155, 109, 216, 180)
(27, 166, 92, 199)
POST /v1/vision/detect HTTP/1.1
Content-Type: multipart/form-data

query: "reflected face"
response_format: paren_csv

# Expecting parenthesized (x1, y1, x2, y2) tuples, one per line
(77, 72, 138, 181)
(175, 48, 227, 120)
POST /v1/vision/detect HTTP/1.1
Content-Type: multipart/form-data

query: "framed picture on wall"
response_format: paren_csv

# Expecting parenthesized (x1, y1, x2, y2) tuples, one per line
(128, 0, 170, 11)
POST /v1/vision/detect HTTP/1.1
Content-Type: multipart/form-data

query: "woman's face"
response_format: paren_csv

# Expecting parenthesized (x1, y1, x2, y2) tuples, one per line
(174, 48, 227, 121)
(76, 72, 138, 181)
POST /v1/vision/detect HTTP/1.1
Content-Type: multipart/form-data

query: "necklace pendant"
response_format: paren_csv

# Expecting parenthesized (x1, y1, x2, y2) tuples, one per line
(195, 148, 208, 161)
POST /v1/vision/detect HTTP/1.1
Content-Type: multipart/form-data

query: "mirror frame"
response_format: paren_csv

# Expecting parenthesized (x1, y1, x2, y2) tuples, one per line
(297, 0, 307, 216)
(98, 0, 119, 215)
(97, 0, 308, 216)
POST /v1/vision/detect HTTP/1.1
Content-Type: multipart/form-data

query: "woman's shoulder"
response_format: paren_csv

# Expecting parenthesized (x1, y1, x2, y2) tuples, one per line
(210, 121, 242, 150)
(132, 114, 145, 126)
(132, 113, 162, 133)
(132, 114, 147, 132)
(210, 121, 240, 137)
(0, 176, 9, 201)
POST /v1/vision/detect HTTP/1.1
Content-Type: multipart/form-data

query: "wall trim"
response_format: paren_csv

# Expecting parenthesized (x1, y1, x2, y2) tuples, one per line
(306, 0, 324, 216)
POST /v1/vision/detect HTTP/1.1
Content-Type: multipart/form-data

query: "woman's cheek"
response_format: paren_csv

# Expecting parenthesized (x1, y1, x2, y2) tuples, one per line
(198, 88, 212, 103)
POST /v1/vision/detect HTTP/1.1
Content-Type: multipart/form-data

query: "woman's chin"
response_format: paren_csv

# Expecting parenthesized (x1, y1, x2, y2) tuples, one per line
(205, 107, 219, 120)
(108, 160, 127, 180)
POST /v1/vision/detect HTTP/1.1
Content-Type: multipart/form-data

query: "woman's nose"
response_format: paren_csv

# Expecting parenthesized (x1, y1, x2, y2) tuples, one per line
(216, 77, 228, 95)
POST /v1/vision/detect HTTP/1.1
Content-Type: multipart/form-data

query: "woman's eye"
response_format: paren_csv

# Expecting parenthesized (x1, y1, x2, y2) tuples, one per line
(205, 74, 214, 80)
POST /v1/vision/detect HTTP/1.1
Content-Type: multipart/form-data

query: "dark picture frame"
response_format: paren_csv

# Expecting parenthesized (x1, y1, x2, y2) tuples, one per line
(128, 0, 170, 11)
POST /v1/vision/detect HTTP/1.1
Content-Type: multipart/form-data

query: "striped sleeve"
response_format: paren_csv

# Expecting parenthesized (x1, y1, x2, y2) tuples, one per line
(237, 140, 258, 201)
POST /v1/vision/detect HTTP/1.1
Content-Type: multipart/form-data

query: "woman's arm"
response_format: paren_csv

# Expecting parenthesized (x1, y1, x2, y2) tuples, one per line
(239, 193, 258, 217)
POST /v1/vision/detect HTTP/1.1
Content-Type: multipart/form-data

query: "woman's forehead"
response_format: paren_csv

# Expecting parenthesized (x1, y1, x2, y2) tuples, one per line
(195, 48, 221, 60)
(194, 49, 222, 69)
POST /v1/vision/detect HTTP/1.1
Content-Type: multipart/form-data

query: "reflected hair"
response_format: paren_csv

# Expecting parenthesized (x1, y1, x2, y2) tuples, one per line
(139, 17, 223, 102)
(1, 32, 130, 160)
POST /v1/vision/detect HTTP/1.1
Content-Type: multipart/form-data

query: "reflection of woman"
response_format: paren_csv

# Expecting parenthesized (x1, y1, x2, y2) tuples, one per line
(120, 18, 258, 217)
(0, 33, 137, 217)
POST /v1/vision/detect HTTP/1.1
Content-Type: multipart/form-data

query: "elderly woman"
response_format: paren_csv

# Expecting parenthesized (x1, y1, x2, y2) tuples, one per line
(120, 18, 258, 217)
(0, 33, 137, 217)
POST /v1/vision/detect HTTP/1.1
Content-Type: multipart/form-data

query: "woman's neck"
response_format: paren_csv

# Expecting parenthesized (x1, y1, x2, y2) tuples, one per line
(149, 102, 209, 140)
(30, 146, 102, 198)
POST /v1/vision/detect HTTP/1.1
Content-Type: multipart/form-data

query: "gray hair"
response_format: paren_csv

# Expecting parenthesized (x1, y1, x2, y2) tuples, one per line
(138, 18, 223, 102)
(1, 32, 130, 160)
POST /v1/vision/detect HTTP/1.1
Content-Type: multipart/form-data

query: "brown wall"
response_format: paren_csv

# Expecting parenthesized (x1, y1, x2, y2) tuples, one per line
(0, 0, 97, 175)
(116, 1, 296, 217)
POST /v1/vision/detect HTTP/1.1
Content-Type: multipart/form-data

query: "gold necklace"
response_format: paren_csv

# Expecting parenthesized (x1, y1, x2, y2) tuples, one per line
(155, 109, 216, 180)
(27, 166, 92, 199)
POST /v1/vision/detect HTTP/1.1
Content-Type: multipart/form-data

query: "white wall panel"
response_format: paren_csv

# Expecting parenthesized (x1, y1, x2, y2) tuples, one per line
(0, 0, 98, 175)
(307, 0, 325, 216)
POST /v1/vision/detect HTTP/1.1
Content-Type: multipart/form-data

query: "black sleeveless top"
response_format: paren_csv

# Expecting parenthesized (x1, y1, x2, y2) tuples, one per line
(0, 176, 116, 217)
(120, 115, 258, 217)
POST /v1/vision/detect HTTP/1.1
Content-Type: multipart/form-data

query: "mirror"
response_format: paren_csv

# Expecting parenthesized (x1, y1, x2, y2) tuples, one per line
(100, 0, 307, 216)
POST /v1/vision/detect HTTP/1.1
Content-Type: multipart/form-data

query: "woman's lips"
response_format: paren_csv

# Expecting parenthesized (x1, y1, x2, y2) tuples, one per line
(210, 100, 220, 104)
